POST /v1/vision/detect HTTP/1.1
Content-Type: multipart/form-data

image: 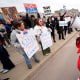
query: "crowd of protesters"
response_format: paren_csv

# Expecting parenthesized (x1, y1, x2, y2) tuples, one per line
(0, 12, 75, 74)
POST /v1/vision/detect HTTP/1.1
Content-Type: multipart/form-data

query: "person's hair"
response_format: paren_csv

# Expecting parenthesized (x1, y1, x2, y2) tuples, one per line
(13, 20, 24, 29)
(0, 19, 3, 24)
(36, 18, 43, 26)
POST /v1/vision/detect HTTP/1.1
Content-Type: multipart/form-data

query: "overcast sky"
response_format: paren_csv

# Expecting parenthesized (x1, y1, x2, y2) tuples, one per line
(0, 0, 80, 13)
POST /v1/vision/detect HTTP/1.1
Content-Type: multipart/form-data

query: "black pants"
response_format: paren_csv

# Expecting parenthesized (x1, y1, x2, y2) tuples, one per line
(58, 31, 64, 39)
(7, 32, 11, 40)
(0, 45, 15, 70)
(64, 26, 67, 36)
(51, 31, 55, 41)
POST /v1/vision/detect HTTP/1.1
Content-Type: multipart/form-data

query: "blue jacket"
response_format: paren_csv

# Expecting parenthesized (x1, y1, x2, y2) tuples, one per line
(5, 24, 12, 33)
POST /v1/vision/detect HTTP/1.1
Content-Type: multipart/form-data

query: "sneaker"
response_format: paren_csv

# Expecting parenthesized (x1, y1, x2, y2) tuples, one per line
(35, 59, 40, 63)
(28, 64, 32, 69)
(54, 40, 56, 43)
(45, 54, 48, 56)
(4, 46, 7, 48)
(2, 69, 9, 74)
(8, 45, 10, 48)
(62, 38, 65, 40)
(0, 69, 5, 73)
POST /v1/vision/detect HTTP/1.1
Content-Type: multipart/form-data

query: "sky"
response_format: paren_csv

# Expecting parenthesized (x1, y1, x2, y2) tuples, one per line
(0, 0, 80, 13)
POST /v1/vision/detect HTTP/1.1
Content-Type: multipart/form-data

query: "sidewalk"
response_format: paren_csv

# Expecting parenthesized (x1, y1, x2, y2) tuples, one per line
(0, 30, 77, 80)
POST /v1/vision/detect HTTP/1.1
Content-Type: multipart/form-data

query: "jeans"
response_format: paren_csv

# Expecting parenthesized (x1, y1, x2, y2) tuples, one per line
(23, 53, 37, 65)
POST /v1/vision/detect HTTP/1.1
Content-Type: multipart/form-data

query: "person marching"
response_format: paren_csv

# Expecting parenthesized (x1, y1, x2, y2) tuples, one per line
(11, 21, 40, 69)
(46, 17, 56, 43)
(34, 18, 51, 56)
(56, 12, 66, 40)
(0, 34, 15, 73)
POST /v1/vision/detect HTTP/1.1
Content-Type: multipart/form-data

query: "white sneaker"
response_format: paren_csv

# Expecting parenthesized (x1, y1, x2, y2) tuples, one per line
(8, 45, 10, 48)
(45, 54, 48, 56)
(0, 69, 5, 73)
(4, 46, 7, 48)
(2, 69, 9, 74)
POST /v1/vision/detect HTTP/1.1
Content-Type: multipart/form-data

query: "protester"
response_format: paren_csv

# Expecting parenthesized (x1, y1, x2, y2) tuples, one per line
(0, 19, 11, 48)
(58, 12, 67, 39)
(46, 17, 56, 42)
(34, 18, 51, 56)
(24, 12, 40, 29)
(0, 34, 15, 73)
(5, 20, 12, 39)
(11, 21, 40, 69)
(63, 17, 68, 37)
(56, 17, 65, 40)
(30, 15, 37, 28)
(68, 21, 71, 34)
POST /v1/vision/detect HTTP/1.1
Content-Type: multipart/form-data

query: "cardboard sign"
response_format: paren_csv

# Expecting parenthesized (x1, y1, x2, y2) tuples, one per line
(64, 17, 71, 22)
(1, 7, 20, 20)
(16, 29, 39, 59)
(59, 21, 68, 26)
(24, 3, 38, 13)
(40, 30, 52, 50)
(43, 6, 51, 16)
(71, 16, 80, 29)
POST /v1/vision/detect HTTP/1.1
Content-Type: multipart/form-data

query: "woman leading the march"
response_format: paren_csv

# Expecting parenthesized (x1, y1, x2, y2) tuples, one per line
(10, 21, 39, 69)
(34, 18, 51, 56)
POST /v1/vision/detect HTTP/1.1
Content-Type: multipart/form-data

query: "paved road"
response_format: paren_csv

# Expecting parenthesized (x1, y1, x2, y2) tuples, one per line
(30, 34, 80, 80)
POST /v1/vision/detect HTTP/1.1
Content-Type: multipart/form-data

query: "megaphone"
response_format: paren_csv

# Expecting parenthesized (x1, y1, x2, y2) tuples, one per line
(70, 16, 80, 29)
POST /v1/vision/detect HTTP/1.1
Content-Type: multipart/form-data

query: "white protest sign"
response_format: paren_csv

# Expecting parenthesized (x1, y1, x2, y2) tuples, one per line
(71, 16, 80, 29)
(59, 21, 68, 26)
(43, 6, 51, 16)
(40, 30, 52, 50)
(16, 29, 39, 59)
(64, 17, 71, 22)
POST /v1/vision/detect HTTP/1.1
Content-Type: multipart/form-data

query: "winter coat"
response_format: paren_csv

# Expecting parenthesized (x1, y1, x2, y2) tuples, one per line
(10, 29, 25, 55)
(5, 24, 12, 33)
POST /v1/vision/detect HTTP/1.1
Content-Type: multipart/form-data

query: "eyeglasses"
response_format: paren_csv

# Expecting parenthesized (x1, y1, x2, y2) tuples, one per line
(39, 20, 43, 23)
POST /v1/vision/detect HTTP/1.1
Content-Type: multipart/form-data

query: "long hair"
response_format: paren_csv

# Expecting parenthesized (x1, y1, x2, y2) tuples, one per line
(36, 18, 44, 26)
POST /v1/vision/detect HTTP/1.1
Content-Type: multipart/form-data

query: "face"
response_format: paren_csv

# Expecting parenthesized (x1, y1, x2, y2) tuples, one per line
(57, 17, 60, 21)
(39, 19, 43, 26)
(6, 20, 11, 24)
(18, 22, 24, 31)
(49, 18, 52, 22)
(32, 17, 35, 20)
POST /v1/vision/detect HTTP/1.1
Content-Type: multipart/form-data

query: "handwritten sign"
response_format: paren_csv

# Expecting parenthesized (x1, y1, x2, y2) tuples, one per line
(40, 30, 52, 50)
(64, 17, 71, 22)
(43, 6, 51, 16)
(1, 7, 20, 20)
(24, 3, 38, 13)
(16, 29, 39, 59)
(59, 21, 68, 26)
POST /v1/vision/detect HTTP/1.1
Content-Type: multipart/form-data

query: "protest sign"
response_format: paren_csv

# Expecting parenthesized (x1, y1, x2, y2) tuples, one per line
(40, 30, 52, 50)
(43, 6, 51, 16)
(24, 3, 38, 13)
(71, 16, 80, 29)
(59, 21, 68, 26)
(1, 7, 20, 20)
(16, 29, 39, 59)
(64, 17, 71, 22)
